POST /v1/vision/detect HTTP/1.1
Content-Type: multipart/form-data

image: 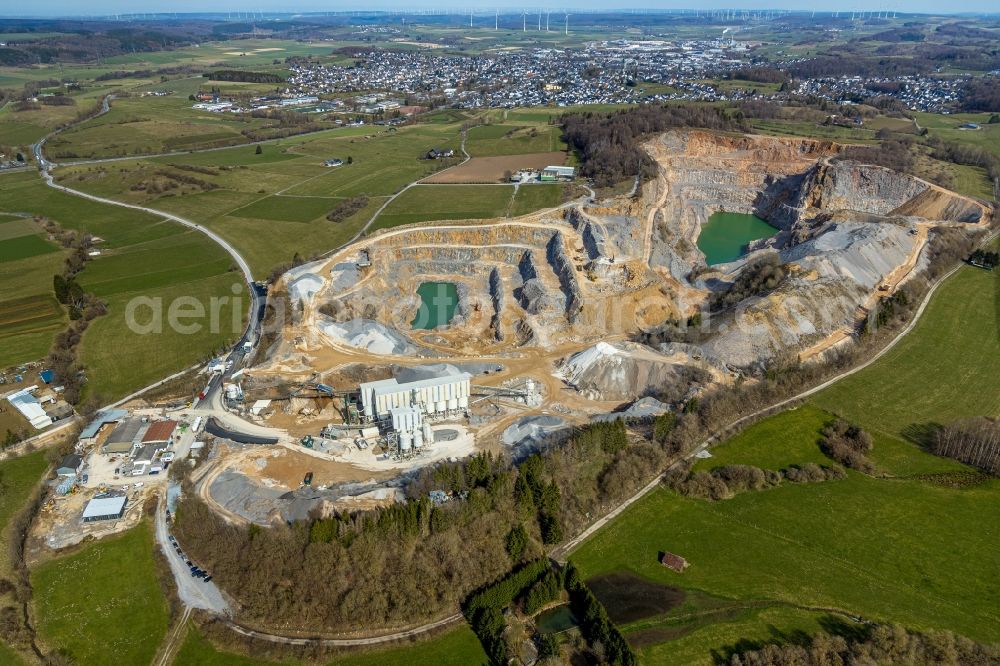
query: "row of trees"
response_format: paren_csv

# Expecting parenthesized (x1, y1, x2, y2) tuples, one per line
(932, 417, 1000, 476)
(463, 558, 551, 664)
(207, 70, 285, 84)
(968, 249, 999, 270)
(564, 563, 636, 666)
(326, 195, 367, 223)
(44, 219, 106, 406)
(665, 461, 846, 501)
(729, 623, 999, 666)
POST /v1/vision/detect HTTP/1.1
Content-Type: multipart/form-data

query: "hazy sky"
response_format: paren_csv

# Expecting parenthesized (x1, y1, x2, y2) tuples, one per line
(3, 2, 997, 18)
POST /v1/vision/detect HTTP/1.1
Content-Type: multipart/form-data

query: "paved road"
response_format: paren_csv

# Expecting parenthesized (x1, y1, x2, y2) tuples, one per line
(155, 491, 229, 614)
(224, 612, 464, 647)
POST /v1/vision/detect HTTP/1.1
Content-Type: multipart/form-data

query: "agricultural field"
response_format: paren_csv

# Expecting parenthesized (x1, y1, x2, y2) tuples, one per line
(465, 123, 566, 156)
(572, 406, 999, 663)
(0, 172, 241, 400)
(369, 184, 515, 232)
(509, 184, 565, 216)
(0, 218, 68, 367)
(912, 112, 1000, 159)
(571, 258, 1000, 663)
(31, 521, 170, 666)
(0, 295, 66, 368)
(78, 272, 243, 401)
(0, 234, 58, 262)
(0, 83, 119, 146)
(812, 259, 1000, 440)
(45, 95, 276, 159)
(424, 152, 567, 183)
(52, 121, 476, 276)
(227, 195, 343, 223)
(174, 623, 487, 665)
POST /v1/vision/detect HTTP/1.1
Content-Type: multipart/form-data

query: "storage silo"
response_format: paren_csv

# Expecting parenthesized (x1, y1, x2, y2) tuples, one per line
(400, 432, 412, 452)
(413, 429, 423, 449)
(422, 421, 433, 444)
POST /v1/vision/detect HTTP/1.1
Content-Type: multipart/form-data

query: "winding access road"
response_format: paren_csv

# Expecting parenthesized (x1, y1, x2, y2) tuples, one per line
(27, 97, 999, 650)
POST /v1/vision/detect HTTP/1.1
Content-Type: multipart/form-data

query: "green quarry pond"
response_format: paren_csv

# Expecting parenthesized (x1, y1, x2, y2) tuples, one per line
(697, 211, 779, 265)
(411, 281, 459, 330)
(535, 605, 578, 634)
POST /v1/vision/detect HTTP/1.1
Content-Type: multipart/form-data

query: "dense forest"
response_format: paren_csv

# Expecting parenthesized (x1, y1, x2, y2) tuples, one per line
(960, 77, 1000, 112)
(561, 104, 749, 188)
(173, 420, 682, 633)
(0, 28, 194, 65)
(208, 70, 286, 84)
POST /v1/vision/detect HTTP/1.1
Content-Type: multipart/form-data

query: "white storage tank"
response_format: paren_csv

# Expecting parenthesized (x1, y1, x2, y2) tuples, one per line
(400, 432, 412, 451)
(447, 397, 458, 411)
(435, 400, 447, 413)
(422, 421, 433, 443)
(413, 430, 423, 449)
(458, 396, 469, 409)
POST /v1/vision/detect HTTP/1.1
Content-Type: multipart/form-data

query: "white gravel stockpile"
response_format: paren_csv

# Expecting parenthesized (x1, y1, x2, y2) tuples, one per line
(318, 318, 416, 356)
(502, 415, 567, 448)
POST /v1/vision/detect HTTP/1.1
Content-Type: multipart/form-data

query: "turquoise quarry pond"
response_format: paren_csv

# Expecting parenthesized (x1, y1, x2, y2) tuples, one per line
(697, 212, 779, 265)
(411, 281, 458, 330)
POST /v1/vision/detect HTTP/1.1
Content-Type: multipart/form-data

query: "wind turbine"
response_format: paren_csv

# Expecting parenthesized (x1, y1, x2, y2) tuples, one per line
(546, 11, 550, 31)
(470, 9, 473, 28)
(523, 11, 527, 32)
(538, 10, 541, 31)
(564, 12, 569, 36)
(495, 9, 499, 30)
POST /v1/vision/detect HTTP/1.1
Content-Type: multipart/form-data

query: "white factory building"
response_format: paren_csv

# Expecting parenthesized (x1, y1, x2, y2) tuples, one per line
(359, 373, 471, 422)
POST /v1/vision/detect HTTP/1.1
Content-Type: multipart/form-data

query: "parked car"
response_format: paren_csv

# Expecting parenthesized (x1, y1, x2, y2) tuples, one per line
(203, 576, 212, 583)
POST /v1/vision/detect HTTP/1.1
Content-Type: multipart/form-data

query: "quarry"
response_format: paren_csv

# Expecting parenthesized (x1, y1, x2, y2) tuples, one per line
(197, 129, 992, 524)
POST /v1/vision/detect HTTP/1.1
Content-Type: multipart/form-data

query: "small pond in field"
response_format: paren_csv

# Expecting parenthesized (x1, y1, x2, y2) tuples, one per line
(697, 211, 779, 265)
(410, 281, 458, 330)
(535, 604, 578, 634)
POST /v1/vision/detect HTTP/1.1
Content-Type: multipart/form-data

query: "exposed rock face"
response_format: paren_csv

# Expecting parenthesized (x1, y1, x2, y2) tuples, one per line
(517, 251, 561, 315)
(546, 232, 584, 323)
(706, 221, 913, 366)
(796, 161, 927, 216)
(488, 267, 504, 342)
(275, 128, 989, 391)
(633, 129, 992, 368)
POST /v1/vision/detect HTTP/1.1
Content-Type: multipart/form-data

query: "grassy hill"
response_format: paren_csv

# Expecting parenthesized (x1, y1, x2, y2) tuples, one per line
(571, 259, 1000, 664)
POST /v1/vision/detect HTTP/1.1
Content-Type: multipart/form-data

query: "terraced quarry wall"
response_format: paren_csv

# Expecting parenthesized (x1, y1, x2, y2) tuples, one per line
(272, 129, 991, 402)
